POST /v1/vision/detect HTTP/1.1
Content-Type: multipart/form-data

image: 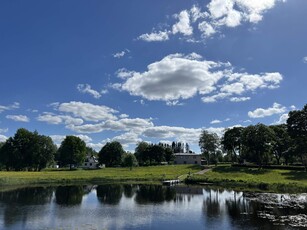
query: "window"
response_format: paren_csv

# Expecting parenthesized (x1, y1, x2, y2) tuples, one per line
(195, 161, 198, 164)
(84, 163, 87, 166)
(184, 161, 186, 164)
(90, 163, 92, 166)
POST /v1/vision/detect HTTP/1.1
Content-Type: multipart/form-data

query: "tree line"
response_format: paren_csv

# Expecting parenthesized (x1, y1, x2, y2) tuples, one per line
(199, 104, 307, 168)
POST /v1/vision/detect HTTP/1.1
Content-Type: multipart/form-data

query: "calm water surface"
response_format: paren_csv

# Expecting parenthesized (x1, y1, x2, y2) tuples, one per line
(0, 184, 306, 230)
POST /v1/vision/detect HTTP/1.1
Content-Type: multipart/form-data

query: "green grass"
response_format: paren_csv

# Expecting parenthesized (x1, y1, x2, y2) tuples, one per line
(186, 165, 307, 192)
(0, 165, 201, 186)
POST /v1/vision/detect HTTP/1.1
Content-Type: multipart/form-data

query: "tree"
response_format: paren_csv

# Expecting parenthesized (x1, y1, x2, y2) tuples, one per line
(199, 130, 220, 165)
(122, 153, 138, 170)
(287, 105, 307, 169)
(98, 141, 124, 167)
(241, 124, 274, 166)
(135, 141, 150, 165)
(164, 147, 174, 163)
(0, 128, 56, 171)
(57, 136, 86, 170)
(269, 124, 292, 165)
(221, 127, 243, 163)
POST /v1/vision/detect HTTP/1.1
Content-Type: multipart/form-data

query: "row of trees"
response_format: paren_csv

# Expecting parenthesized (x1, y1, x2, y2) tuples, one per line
(199, 105, 307, 168)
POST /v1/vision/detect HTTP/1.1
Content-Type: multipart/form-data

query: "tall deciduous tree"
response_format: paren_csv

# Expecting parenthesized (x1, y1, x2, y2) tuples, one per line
(57, 136, 86, 170)
(221, 127, 243, 163)
(0, 128, 56, 171)
(269, 124, 292, 165)
(199, 130, 220, 165)
(241, 124, 274, 166)
(98, 141, 125, 167)
(287, 104, 307, 169)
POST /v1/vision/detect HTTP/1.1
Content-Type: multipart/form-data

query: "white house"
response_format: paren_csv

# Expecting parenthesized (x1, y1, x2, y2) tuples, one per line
(82, 155, 100, 169)
(174, 153, 205, 165)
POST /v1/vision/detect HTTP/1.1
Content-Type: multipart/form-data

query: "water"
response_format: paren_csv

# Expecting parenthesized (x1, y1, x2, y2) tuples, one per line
(0, 184, 306, 230)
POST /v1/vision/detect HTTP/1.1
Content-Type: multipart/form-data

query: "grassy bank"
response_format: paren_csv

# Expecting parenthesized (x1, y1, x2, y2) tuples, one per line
(0, 165, 201, 186)
(186, 165, 307, 192)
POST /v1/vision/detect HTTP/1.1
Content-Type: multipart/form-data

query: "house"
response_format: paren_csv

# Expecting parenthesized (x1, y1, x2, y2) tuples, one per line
(82, 155, 100, 169)
(174, 153, 206, 165)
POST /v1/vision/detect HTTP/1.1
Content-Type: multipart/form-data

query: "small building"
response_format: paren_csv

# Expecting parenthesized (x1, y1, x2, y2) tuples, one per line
(82, 155, 100, 169)
(174, 153, 205, 165)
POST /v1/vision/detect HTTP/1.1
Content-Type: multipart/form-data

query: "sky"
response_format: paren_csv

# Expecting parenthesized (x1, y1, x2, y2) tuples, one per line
(0, 0, 307, 152)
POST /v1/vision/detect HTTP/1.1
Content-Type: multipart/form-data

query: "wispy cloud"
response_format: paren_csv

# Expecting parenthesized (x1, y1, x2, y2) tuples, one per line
(0, 102, 20, 113)
(137, 0, 285, 42)
(6, 115, 30, 122)
(113, 49, 130, 58)
(77, 84, 106, 99)
(248, 102, 286, 118)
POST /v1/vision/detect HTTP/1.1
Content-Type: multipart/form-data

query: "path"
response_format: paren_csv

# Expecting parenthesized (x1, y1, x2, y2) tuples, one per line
(195, 168, 212, 174)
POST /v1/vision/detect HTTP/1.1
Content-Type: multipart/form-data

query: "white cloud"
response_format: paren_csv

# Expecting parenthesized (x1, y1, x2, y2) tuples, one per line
(113, 49, 130, 58)
(198, 21, 216, 37)
(57, 101, 118, 122)
(37, 113, 84, 125)
(0, 128, 8, 133)
(6, 115, 30, 122)
(117, 54, 282, 103)
(77, 84, 103, 99)
(248, 102, 286, 118)
(166, 100, 184, 106)
(210, 119, 222, 124)
(303, 56, 307, 63)
(142, 126, 202, 144)
(272, 113, 289, 125)
(116, 68, 137, 79)
(172, 10, 193, 36)
(137, 31, 169, 42)
(67, 118, 153, 134)
(229, 97, 251, 102)
(0, 102, 20, 113)
(138, 0, 285, 42)
(0, 135, 8, 142)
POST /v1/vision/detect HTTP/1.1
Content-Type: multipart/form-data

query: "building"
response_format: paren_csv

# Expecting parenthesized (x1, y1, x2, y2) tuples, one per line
(82, 155, 100, 169)
(174, 153, 205, 165)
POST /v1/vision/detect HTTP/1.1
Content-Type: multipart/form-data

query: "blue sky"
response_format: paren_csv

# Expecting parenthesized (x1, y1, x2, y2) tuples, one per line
(0, 0, 307, 152)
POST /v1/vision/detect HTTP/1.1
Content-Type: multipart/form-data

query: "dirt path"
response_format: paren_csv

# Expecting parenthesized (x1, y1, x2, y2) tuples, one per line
(195, 168, 212, 174)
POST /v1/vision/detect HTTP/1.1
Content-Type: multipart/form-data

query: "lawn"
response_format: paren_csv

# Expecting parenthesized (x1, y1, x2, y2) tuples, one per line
(0, 165, 201, 186)
(187, 165, 307, 192)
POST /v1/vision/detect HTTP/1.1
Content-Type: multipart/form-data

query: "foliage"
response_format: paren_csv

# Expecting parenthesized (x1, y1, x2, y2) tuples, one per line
(221, 127, 243, 163)
(0, 128, 56, 171)
(241, 124, 274, 166)
(287, 105, 307, 169)
(199, 130, 220, 165)
(134, 142, 174, 166)
(122, 153, 138, 170)
(269, 124, 292, 165)
(57, 136, 86, 170)
(98, 141, 125, 167)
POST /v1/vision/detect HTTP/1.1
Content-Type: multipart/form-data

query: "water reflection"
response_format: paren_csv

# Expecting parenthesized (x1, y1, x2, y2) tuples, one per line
(0, 185, 306, 229)
(55, 186, 84, 205)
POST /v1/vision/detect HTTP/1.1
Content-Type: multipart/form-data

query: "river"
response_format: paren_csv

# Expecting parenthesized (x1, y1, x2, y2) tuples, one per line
(0, 184, 306, 229)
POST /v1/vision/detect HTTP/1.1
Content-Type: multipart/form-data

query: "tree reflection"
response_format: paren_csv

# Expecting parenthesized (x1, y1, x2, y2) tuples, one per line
(123, 184, 137, 198)
(0, 187, 53, 227)
(96, 184, 123, 205)
(203, 189, 221, 218)
(135, 185, 176, 204)
(55, 186, 84, 205)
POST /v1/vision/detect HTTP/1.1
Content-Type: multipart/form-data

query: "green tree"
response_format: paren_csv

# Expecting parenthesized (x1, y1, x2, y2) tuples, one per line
(98, 141, 124, 167)
(287, 104, 307, 169)
(221, 127, 243, 163)
(57, 136, 86, 170)
(0, 129, 56, 171)
(135, 141, 150, 165)
(164, 147, 174, 164)
(241, 124, 274, 166)
(269, 124, 292, 165)
(199, 130, 220, 165)
(121, 152, 138, 170)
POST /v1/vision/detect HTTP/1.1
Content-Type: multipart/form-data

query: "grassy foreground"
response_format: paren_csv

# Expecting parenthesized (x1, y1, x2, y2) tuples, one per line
(0, 165, 201, 186)
(187, 165, 307, 192)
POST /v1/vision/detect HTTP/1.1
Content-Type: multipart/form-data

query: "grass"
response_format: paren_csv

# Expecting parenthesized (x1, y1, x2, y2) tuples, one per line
(186, 164, 307, 192)
(0, 165, 201, 187)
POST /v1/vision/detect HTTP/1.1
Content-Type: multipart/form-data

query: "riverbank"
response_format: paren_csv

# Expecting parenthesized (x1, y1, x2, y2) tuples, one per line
(186, 165, 307, 192)
(0, 165, 201, 187)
